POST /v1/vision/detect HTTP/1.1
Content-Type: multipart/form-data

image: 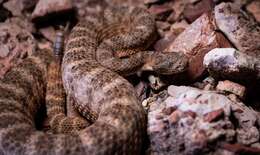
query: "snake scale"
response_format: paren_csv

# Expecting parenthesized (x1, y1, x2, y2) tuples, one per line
(0, 6, 187, 155)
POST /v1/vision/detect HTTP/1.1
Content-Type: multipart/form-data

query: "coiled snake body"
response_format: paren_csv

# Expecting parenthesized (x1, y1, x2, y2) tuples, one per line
(0, 6, 187, 155)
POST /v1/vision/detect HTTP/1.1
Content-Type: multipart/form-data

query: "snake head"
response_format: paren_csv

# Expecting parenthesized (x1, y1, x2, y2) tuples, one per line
(142, 52, 189, 75)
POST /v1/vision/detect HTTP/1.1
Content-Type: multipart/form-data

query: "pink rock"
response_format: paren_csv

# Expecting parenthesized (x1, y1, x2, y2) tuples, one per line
(39, 26, 56, 43)
(165, 13, 232, 80)
(214, 3, 260, 56)
(32, 0, 73, 21)
(216, 80, 246, 98)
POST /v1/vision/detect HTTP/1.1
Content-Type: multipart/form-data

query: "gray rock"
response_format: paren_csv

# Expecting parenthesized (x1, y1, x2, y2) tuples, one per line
(203, 48, 259, 81)
(214, 2, 260, 56)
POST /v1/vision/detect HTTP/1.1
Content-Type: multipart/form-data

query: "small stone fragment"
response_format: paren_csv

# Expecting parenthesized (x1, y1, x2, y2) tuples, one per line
(32, 0, 73, 22)
(203, 108, 224, 122)
(165, 13, 231, 80)
(216, 80, 246, 98)
(246, 0, 260, 22)
(203, 48, 259, 81)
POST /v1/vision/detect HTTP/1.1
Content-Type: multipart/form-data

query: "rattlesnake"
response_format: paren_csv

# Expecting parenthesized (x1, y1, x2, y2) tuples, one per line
(0, 6, 187, 155)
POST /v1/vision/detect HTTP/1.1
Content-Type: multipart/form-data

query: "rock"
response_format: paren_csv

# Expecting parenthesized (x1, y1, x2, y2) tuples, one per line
(236, 127, 259, 145)
(6, 17, 36, 34)
(3, 0, 38, 16)
(148, 3, 173, 21)
(230, 99, 258, 129)
(148, 85, 239, 154)
(39, 26, 56, 42)
(31, 0, 73, 22)
(3, 0, 23, 16)
(0, 20, 35, 78)
(154, 20, 188, 52)
(0, 44, 10, 58)
(73, 0, 107, 21)
(165, 13, 231, 80)
(169, 19, 189, 33)
(203, 48, 259, 81)
(183, 0, 215, 23)
(203, 108, 224, 122)
(154, 31, 178, 52)
(216, 80, 246, 98)
(214, 3, 260, 56)
(168, 0, 189, 22)
(246, 0, 260, 22)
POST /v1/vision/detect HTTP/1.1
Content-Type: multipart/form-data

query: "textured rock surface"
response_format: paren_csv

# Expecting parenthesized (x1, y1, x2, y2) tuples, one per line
(147, 85, 260, 154)
(204, 48, 259, 81)
(0, 20, 35, 78)
(32, 0, 73, 21)
(214, 2, 260, 56)
(165, 13, 231, 80)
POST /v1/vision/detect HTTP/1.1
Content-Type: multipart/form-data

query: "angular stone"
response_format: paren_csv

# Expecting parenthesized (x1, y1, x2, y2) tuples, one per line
(32, 0, 73, 22)
(246, 0, 260, 22)
(165, 13, 231, 80)
(214, 3, 260, 56)
(3, 0, 37, 16)
(183, 0, 215, 23)
(203, 48, 259, 81)
(216, 80, 246, 98)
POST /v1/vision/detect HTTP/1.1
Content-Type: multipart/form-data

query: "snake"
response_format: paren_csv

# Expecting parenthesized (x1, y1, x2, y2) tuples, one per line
(0, 6, 188, 155)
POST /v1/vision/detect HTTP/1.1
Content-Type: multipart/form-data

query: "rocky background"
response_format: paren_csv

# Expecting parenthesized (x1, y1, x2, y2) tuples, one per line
(0, 0, 260, 154)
